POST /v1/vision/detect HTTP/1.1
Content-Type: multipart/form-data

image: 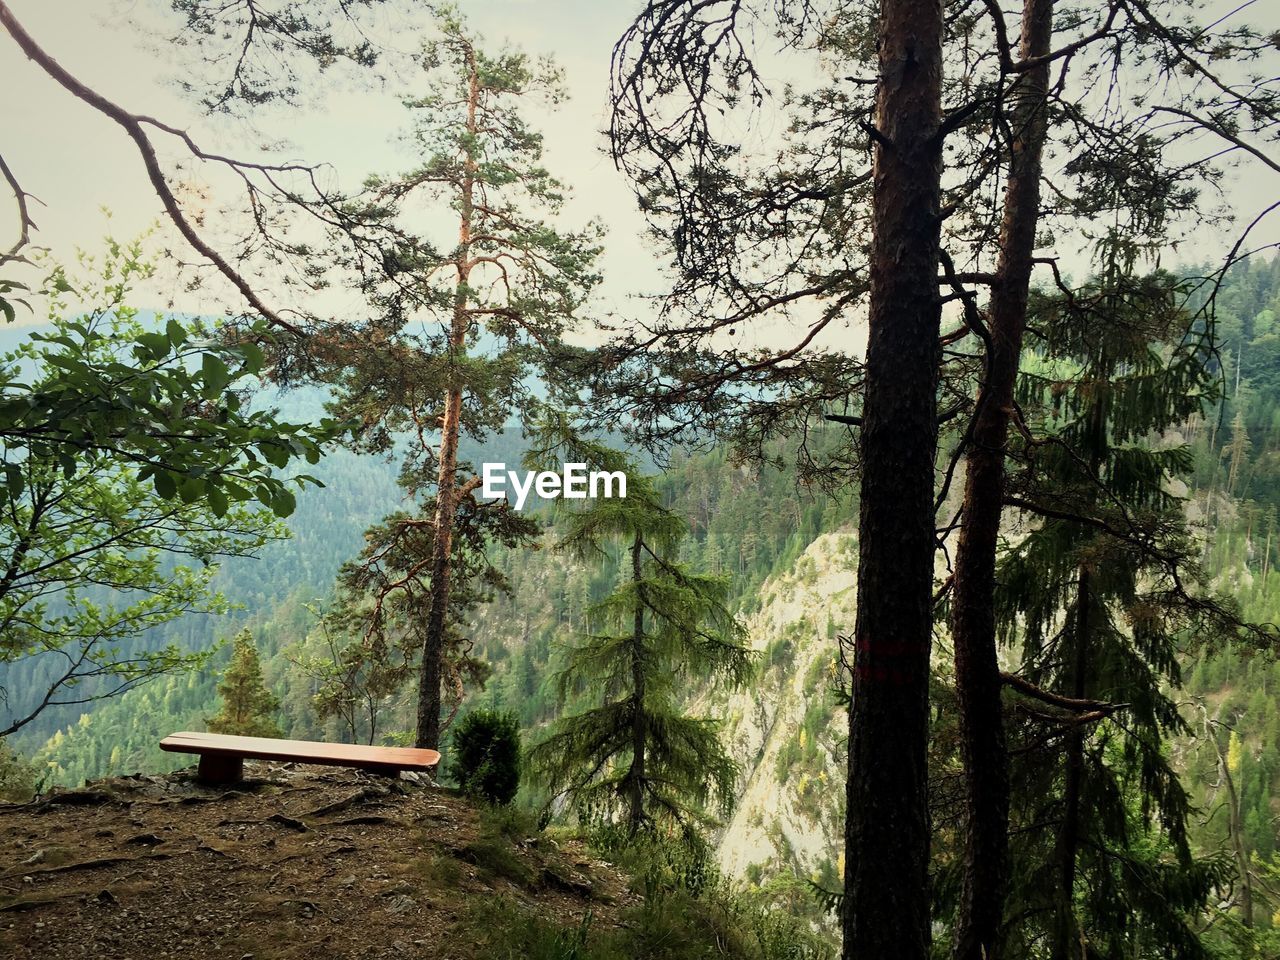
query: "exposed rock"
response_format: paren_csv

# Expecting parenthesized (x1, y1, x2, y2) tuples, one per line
(705, 532, 856, 882)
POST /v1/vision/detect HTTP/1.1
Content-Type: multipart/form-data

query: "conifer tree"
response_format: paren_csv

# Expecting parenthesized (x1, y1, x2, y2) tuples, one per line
(602, 7, 1278, 955)
(324, 467, 538, 743)
(320, 6, 601, 749)
(1226, 410, 1252, 496)
(207, 630, 282, 739)
(990, 249, 1254, 959)
(527, 428, 753, 835)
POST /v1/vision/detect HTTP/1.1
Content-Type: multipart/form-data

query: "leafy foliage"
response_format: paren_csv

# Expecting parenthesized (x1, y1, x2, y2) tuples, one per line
(1, 241, 342, 520)
(0, 243, 339, 738)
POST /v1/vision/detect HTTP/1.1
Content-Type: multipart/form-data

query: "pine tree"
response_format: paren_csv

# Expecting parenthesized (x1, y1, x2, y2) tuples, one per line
(326, 475, 538, 743)
(324, 6, 601, 749)
(601, 6, 1278, 955)
(207, 630, 282, 738)
(527, 428, 753, 835)
(948, 0, 1054, 949)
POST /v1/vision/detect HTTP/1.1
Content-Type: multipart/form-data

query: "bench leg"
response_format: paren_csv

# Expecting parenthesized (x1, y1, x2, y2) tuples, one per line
(196, 754, 244, 785)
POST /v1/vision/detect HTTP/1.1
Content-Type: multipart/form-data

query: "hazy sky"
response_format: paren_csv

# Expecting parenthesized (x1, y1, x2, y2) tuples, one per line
(1, 0, 1276, 339)
(0, 0, 673, 328)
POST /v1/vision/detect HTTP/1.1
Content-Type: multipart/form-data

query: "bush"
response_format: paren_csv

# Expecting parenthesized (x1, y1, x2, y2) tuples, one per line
(449, 709, 521, 805)
(0, 739, 37, 802)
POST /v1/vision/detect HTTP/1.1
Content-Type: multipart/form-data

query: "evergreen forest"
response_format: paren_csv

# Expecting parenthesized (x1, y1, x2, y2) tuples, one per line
(1, 2, 1279, 959)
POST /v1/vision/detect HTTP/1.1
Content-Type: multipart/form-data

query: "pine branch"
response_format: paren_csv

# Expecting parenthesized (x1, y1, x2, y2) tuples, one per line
(1001, 671, 1127, 714)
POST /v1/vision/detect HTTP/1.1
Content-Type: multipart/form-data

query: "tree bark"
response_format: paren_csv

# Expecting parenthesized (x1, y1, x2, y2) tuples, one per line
(414, 48, 479, 750)
(842, 0, 944, 955)
(949, 1, 1054, 956)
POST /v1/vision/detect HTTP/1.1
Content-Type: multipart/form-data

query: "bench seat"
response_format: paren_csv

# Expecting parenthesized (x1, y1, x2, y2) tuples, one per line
(160, 731, 441, 784)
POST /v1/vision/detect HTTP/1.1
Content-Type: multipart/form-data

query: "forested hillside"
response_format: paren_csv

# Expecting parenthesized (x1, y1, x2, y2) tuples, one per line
(3, 2, 1279, 959)
(9, 258, 1280, 950)
(17, 430, 849, 786)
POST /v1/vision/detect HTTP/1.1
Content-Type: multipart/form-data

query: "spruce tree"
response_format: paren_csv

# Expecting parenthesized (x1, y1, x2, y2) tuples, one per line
(527, 429, 754, 835)
(207, 630, 282, 739)
(990, 249, 1251, 959)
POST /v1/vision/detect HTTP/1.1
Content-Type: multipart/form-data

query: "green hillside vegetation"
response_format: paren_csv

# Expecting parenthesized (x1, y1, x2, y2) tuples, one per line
(6, 258, 1280, 947)
(18, 429, 851, 789)
(1, 2, 1278, 956)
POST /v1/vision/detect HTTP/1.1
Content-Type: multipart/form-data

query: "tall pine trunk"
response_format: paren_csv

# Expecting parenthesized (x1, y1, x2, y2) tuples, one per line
(842, 0, 943, 955)
(1053, 373, 1110, 958)
(415, 51, 480, 750)
(949, 1, 1054, 956)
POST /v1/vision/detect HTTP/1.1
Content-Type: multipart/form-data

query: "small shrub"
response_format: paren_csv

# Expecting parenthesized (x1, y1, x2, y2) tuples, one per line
(449, 709, 521, 805)
(0, 739, 37, 802)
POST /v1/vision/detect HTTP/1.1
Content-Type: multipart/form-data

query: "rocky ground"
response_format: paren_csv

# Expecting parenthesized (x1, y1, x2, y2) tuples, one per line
(0, 764, 631, 959)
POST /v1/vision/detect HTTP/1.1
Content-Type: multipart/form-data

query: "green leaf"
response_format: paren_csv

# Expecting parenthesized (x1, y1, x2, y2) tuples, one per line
(207, 485, 229, 518)
(238, 341, 265, 374)
(153, 470, 177, 499)
(137, 331, 170, 360)
(271, 487, 297, 518)
(3, 464, 23, 497)
(178, 477, 204, 504)
(258, 442, 291, 468)
(201, 353, 231, 395)
(221, 479, 253, 502)
(166, 318, 189, 347)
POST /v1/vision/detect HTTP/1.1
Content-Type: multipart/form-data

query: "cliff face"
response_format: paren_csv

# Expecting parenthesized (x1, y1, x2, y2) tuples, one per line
(708, 532, 856, 887)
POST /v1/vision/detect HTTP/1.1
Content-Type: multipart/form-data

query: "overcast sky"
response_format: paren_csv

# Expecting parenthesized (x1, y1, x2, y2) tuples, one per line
(0, 0, 677, 329)
(1, 0, 1276, 340)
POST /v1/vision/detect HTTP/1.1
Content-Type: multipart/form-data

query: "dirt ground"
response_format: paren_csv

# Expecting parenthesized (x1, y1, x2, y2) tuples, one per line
(0, 764, 631, 959)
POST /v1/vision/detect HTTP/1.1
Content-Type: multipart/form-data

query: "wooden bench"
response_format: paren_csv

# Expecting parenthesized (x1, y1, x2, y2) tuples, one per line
(160, 731, 441, 785)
